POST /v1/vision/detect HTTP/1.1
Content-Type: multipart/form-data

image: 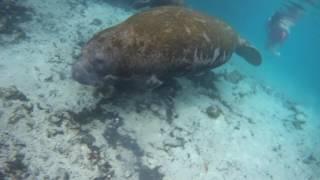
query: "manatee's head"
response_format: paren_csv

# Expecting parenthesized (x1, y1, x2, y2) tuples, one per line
(72, 59, 101, 86)
(72, 46, 115, 86)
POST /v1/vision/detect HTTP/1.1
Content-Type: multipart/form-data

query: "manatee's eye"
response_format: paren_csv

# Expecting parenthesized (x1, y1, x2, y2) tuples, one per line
(92, 58, 106, 74)
(93, 58, 104, 65)
(92, 58, 105, 68)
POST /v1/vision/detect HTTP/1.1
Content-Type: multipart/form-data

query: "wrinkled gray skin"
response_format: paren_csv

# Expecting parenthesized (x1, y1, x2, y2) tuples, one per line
(72, 60, 101, 86)
(72, 6, 262, 87)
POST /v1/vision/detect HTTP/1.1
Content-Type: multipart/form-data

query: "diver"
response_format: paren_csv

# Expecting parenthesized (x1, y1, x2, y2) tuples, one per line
(266, 1, 304, 56)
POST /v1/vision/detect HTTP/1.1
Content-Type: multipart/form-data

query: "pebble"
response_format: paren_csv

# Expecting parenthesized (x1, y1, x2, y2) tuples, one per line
(206, 105, 222, 119)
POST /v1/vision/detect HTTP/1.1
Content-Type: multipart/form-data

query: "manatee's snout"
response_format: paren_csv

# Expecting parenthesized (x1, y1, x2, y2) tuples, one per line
(72, 60, 102, 86)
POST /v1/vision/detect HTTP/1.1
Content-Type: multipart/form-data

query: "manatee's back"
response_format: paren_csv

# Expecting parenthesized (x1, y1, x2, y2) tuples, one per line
(86, 6, 239, 79)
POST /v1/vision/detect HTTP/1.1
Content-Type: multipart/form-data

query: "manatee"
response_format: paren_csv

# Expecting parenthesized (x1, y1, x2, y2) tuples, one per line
(72, 6, 262, 87)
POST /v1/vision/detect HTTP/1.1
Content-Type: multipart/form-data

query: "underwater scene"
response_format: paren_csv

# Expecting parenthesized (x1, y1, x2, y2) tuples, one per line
(0, 0, 319, 179)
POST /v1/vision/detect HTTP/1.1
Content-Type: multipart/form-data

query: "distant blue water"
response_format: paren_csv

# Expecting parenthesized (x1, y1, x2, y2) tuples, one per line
(188, 0, 320, 107)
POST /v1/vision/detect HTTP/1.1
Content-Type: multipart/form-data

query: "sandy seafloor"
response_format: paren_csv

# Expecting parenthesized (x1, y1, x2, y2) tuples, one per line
(0, 0, 319, 180)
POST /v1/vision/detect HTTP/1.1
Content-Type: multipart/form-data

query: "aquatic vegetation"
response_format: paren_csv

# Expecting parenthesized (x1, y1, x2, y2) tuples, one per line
(0, 86, 28, 101)
(0, 0, 33, 43)
(187, 71, 219, 90)
(223, 70, 245, 84)
(0, 132, 28, 179)
(0, 86, 32, 125)
(3, 154, 28, 179)
(281, 100, 308, 130)
(138, 165, 164, 180)
(303, 154, 318, 164)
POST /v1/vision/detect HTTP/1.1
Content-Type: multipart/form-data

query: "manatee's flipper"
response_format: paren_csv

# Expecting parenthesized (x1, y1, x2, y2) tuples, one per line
(235, 38, 262, 66)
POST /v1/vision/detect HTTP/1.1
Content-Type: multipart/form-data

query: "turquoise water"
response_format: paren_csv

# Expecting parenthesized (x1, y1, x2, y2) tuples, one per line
(189, 0, 320, 107)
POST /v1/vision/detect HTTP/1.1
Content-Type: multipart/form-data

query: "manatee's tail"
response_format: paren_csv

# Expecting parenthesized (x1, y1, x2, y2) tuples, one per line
(235, 38, 262, 66)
